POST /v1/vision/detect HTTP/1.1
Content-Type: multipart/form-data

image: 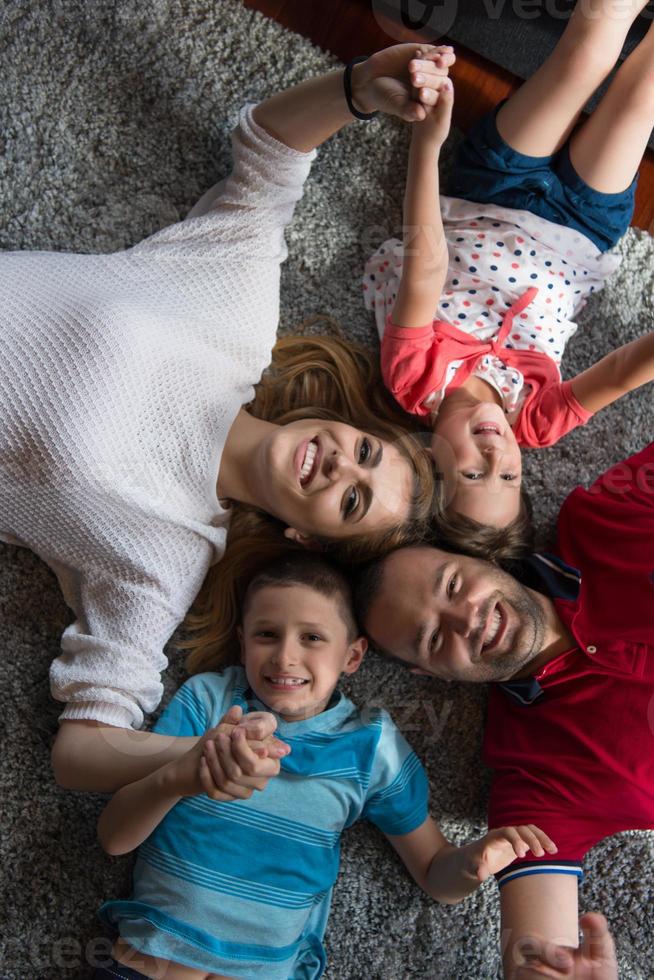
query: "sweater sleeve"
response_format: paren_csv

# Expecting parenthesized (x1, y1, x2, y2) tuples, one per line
(380, 316, 443, 418)
(50, 565, 209, 730)
(513, 379, 593, 448)
(131, 104, 316, 261)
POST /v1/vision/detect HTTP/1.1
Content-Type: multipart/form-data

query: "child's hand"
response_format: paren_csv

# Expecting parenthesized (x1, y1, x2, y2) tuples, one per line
(163, 706, 290, 802)
(512, 913, 617, 980)
(354, 43, 455, 122)
(201, 707, 290, 803)
(463, 825, 558, 883)
(409, 48, 456, 146)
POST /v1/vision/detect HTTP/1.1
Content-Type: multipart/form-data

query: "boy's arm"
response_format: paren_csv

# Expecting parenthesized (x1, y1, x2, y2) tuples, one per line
(391, 77, 454, 330)
(97, 726, 269, 855)
(386, 818, 556, 905)
(253, 44, 455, 153)
(569, 330, 654, 414)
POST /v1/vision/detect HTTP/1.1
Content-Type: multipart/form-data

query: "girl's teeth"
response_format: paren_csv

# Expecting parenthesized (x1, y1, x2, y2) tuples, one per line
(300, 441, 317, 481)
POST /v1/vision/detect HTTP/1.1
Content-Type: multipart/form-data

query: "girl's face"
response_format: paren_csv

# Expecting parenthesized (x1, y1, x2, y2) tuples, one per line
(431, 401, 523, 527)
(238, 584, 366, 721)
(261, 419, 414, 543)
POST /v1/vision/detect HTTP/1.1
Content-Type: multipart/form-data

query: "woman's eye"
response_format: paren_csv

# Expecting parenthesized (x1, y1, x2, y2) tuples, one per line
(256, 631, 276, 639)
(464, 473, 482, 481)
(501, 474, 517, 481)
(447, 575, 457, 597)
(344, 486, 358, 518)
(305, 634, 324, 643)
(358, 437, 372, 464)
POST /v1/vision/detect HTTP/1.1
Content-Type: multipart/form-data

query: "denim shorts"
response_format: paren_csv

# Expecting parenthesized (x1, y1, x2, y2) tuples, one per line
(445, 102, 637, 253)
(92, 957, 151, 979)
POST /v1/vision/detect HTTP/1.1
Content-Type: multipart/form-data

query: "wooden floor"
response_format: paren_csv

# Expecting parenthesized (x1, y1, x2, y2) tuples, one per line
(243, 0, 654, 234)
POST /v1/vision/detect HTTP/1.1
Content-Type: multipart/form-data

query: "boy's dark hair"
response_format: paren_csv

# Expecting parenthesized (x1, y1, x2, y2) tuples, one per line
(242, 552, 359, 641)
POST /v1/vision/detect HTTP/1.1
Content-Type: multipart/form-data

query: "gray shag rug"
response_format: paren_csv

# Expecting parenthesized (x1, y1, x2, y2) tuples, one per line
(1, 1, 653, 977)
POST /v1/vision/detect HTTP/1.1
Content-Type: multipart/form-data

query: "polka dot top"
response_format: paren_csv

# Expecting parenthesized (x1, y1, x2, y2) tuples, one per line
(363, 196, 620, 424)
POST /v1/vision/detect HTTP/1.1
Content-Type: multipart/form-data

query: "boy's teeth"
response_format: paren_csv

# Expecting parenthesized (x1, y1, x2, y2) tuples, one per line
(300, 441, 317, 481)
(484, 609, 501, 647)
(268, 676, 307, 687)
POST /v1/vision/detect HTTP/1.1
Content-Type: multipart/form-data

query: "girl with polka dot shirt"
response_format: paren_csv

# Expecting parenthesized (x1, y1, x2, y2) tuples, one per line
(365, 2, 654, 548)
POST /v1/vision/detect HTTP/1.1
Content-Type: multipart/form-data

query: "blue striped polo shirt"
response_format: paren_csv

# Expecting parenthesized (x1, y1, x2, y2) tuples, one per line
(99, 666, 429, 978)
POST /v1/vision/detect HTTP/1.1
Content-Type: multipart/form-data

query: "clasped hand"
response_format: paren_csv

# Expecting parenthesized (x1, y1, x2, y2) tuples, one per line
(164, 705, 289, 802)
(353, 42, 455, 145)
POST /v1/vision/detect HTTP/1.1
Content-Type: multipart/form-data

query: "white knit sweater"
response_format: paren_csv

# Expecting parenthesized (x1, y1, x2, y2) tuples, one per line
(0, 106, 316, 729)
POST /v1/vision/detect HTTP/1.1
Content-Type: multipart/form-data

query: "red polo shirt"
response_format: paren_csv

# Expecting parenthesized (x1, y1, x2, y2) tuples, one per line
(484, 442, 654, 887)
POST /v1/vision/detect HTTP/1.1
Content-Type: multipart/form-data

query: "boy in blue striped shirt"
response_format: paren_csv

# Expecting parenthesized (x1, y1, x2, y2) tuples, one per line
(95, 554, 555, 979)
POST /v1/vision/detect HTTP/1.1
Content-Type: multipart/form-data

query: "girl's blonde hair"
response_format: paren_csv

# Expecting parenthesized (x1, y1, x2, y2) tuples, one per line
(182, 319, 437, 674)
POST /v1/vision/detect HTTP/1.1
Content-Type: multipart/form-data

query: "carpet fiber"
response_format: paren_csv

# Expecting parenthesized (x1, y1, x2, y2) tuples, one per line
(1, 1, 653, 977)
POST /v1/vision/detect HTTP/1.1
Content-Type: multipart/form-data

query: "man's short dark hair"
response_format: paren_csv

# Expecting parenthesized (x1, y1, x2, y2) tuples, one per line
(352, 556, 389, 634)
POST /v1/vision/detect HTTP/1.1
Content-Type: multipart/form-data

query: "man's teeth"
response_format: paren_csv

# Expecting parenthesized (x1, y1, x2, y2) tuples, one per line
(300, 441, 318, 482)
(267, 676, 307, 687)
(484, 609, 502, 648)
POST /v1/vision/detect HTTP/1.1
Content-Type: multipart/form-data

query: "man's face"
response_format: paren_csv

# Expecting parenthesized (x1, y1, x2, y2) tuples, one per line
(364, 547, 546, 683)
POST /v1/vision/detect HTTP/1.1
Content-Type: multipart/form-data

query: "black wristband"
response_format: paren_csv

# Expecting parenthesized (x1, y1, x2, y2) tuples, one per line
(343, 56, 379, 121)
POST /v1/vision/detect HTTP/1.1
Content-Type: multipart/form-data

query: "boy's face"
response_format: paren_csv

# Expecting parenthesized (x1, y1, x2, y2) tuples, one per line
(431, 400, 523, 527)
(238, 584, 366, 722)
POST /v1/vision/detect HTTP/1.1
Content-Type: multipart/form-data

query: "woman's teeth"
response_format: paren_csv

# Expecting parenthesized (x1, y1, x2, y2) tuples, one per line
(300, 441, 318, 485)
(483, 608, 502, 648)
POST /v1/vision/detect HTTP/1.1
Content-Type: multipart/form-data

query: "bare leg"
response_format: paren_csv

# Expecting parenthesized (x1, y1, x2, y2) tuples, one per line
(496, 0, 651, 157)
(568, 17, 654, 192)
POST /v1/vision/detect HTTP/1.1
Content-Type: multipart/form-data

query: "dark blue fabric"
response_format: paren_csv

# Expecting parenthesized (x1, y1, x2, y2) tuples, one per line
(92, 957, 151, 979)
(446, 101, 637, 253)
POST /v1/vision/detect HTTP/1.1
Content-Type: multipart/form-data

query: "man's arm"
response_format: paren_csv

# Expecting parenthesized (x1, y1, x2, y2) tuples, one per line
(569, 330, 654, 414)
(391, 71, 454, 330)
(252, 43, 454, 154)
(500, 873, 579, 977)
(511, 912, 617, 980)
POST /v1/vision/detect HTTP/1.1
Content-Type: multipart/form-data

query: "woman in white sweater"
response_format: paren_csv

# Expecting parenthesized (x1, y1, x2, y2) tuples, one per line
(0, 43, 453, 794)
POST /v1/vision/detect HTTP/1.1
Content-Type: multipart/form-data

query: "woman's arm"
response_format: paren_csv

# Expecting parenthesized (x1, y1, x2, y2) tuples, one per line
(386, 819, 557, 905)
(252, 43, 455, 153)
(52, 708, 287, 794)
(569, 330, 654, 414)
(391, 75, 454, 329)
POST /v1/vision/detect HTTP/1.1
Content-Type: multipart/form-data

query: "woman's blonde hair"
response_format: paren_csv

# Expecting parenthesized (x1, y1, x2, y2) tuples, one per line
(182, 319, 438, 674)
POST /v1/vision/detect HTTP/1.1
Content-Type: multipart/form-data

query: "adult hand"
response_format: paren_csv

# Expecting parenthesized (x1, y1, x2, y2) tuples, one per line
(512, 913, 618, 980)
(463, 825, 558, 883)
(352, 43, 456, 122)
(201, 705, 290, 802)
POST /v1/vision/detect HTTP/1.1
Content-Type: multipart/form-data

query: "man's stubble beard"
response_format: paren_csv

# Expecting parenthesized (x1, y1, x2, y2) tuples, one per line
(470, 579, 546, 683)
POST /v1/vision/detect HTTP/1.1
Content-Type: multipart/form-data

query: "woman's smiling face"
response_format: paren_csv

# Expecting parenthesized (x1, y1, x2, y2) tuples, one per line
(261, 419, 415, 541)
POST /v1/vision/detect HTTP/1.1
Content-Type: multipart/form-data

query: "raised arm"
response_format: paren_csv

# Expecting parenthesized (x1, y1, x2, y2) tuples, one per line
(391, 67, 454, 330)
(253, 43, 454, 153)
(569, 329, 654, 414)
(500, 874, 579, 977)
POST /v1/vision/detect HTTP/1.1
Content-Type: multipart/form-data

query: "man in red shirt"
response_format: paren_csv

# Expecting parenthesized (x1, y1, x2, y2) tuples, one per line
(355, 442, 654, 976)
